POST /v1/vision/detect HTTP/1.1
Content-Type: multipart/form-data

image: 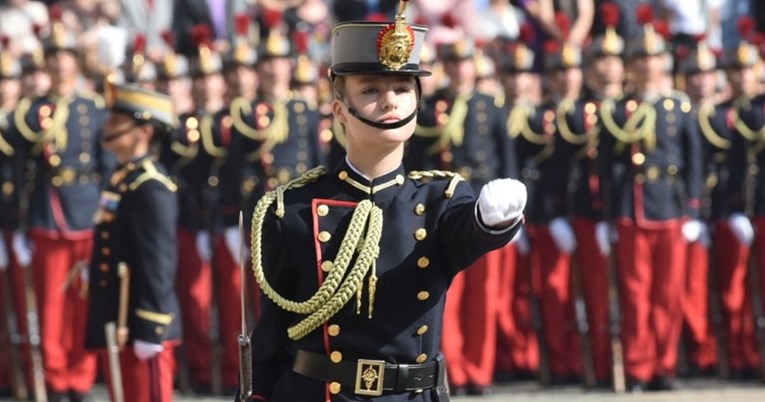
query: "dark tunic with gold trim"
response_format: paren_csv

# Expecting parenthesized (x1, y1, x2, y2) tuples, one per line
(8, 94, 115, 237)
(729, 95, 765, 217)
(85, 156, 181, 348)
(248, 160, 520, 401)
(0, 111, 23, 231)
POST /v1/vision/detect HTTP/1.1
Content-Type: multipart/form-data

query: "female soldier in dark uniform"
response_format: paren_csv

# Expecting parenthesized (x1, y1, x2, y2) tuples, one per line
(85, 81, 181, 402)
(241, 1, 528, 401)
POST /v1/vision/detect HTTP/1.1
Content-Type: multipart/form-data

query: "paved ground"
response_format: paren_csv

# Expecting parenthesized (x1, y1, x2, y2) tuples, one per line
(4, 378, 761, 401)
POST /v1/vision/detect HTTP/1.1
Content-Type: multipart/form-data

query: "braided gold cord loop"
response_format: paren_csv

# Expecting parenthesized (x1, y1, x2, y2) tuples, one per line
(250, 165, 386, 340)
(407, 170, 463, 198)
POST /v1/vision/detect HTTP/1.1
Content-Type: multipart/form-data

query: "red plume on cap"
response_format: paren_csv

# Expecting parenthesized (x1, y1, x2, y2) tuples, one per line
(0, 35, 9, 49)
(738, 16, 756, 41)
(653, 20, 670, 40)
(753, 32, 765, 48)
(49, 4, 64, 22)
(555, 12, 570, 41)
(161, 30, 175, 48)
(440, 12, 459, 29)
(636, 4, 653, 26)
(133, 34, 147, 54)
(519, 23, 535, 44)
(191, 24, 212, 48)
(261, 8, 283, 30)
(601, 2, 620, 28)
(674, 45, 690, 62)
(32, 23, 43, 38)
(234, 13, 250, 36)
(293, 29, 309, 55)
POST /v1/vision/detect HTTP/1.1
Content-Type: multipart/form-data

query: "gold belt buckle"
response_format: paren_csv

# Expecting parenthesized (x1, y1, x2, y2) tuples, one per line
(355, 359, 385, 396)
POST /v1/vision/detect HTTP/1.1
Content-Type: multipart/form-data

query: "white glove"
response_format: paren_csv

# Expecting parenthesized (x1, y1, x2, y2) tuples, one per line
(729, 213, 754, 246)
(682, 219, 705, 243)
(478, 178, 527, 227)
(195, 230, 212, 263)
(595, 221, 612, 256)
(133, 339, 164, 361)
(0, 231, 8, 271)
(549, 217, 577, 254)
(510, 227, 530, 256)
(224, 226, 241, 266)
(11, 231, 32, 267)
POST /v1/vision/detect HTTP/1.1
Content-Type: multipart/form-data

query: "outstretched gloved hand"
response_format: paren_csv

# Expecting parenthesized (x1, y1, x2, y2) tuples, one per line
(133, 339, 164, 361)
(728, 213, 754, 246)
(478, 178, 527, 228)
(549, 217, 577, 254)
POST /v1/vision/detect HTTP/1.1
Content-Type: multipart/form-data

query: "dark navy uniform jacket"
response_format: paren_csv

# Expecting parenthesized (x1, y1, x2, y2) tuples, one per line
(236, 96, 326, 223)
(248, 159, 520, 401)
(160, 110, 208, 231)
(408, 89, 517, 194)
(694, 100, 740, 221)
(0, 112, 24, 231)
(728, 95, 765, 217)
(597, 91, 703, 225)
(9, 94, 115, 238)
(505, 101, 557, 225)
(85, 155, 181, 348)
(548, 97, 604, 220)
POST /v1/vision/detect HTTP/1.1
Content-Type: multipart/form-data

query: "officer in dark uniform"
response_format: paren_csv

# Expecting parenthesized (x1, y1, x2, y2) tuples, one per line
(241, 1, 527, 400)
(85, 80, 181, 402)
(722, 18, 765, 379)
(676, 37, 723, 377)
(236, 16, 325, 225)
(7, 12, 116, 401)
(597, 6, 703, 391)
(407, 36, 517, 396)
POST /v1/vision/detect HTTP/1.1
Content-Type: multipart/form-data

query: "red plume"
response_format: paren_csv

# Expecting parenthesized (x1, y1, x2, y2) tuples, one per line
(519, 23, 535, 44)
(49, 4, 63, 22)
(752, 32, 765, 48)
(133, 34, 147, 54)
(191, 24, 212, 47)
(543, 40, 561, 54)
(293, 29, 309, 55)
(0, 35, 9, 49)
(414, 15, 428, 26)
(555, 12, 570, 40)
(738, 16, 755, 41)
(475, 39, 488, 49)
(636, 4, 653, 26)
(653, 20, 670, 40)
(440, 12, 459, 29)
(32, 23, 43, 38)
(261, 8, 282, 30)
(366, 12, 387, 22)
(234, 13, 250, 36)
(160, 30, 175, 48)
(600, 2, 620, 28)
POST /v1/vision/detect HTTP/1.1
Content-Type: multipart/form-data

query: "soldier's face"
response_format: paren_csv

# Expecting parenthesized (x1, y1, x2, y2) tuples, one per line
(727, 67, 759, 98)
(443, 59, 476, 91)
(591, 55, 624, 86)
(258, 57, 292, 87)
(0, 77, 21, 110)
(686, 70, 717, 100)
(102, 113, 149, 162)
(631, 54, 664, 83)
(333, 74, 418, 147)
(45, 50, 79, 84)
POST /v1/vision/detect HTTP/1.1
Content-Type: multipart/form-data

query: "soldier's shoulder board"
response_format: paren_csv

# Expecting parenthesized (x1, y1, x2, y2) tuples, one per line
(128, 160, 177, 192)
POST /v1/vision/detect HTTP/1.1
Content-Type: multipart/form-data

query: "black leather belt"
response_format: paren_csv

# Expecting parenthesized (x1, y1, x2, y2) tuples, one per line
(292, 350, 445, 397)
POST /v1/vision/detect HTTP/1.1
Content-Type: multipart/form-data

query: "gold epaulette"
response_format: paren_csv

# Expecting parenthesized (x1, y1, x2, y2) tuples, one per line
(13, 97, 42, 144)
(665, 90, 692, 113)
(407, 170, 463, 198)
(129, 160, 178, 192)
(0, 116, 14, 157)
(698, 104, 730, 150)
(199, 113, 227, 158)
(230, 96, 263, 140)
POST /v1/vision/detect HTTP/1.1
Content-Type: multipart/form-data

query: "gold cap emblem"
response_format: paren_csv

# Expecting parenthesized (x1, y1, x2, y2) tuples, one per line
(376, 0, 414, 70)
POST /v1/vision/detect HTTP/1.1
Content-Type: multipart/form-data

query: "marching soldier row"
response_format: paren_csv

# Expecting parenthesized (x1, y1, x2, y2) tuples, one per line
(1, 3, 765, 402)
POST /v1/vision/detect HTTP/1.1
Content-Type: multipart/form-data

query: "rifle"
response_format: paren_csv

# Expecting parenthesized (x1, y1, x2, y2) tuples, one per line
(21, 253, 46, 402)
(524, 243, 550, 387)
(1, 267, 28, 400)
(104, 322, 124, 402)
(744, 149, 765, 381)
(237, 212, 252, 401)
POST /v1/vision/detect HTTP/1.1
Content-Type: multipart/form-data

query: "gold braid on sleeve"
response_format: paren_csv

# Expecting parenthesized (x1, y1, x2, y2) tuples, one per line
(407, 170, 464, 198)
(250, 166, 385, 340)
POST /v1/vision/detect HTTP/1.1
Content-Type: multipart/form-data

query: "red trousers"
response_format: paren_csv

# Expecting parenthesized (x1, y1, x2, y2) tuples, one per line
(176, 228, 242, 388)
(0, 233, 35, 395)
(572, 219, 611, 381)
(442, 249, 501, 387)
(527, 224, 581, 378)
(683, 238, 717, 369)
(30, 233, 96, 393)
(101, 345, 176, 402)
(495, 243, 539, 374)
(615, 220, 686, 381)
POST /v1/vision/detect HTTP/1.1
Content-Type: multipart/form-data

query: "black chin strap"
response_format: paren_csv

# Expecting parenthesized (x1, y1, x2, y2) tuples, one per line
(345, 106, 418, 130)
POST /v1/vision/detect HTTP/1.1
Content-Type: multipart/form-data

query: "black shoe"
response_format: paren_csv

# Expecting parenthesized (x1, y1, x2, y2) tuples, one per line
(729, 367, 760, 381)
(648, 374, 676, 391)
(468, 384, 493, 397)
(68, 390, 93, 402)
(550, 374, 581, 386)
(192, 383, 213, 396)
(48, 390, 69, 402)
(626, 377, 648, 393)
